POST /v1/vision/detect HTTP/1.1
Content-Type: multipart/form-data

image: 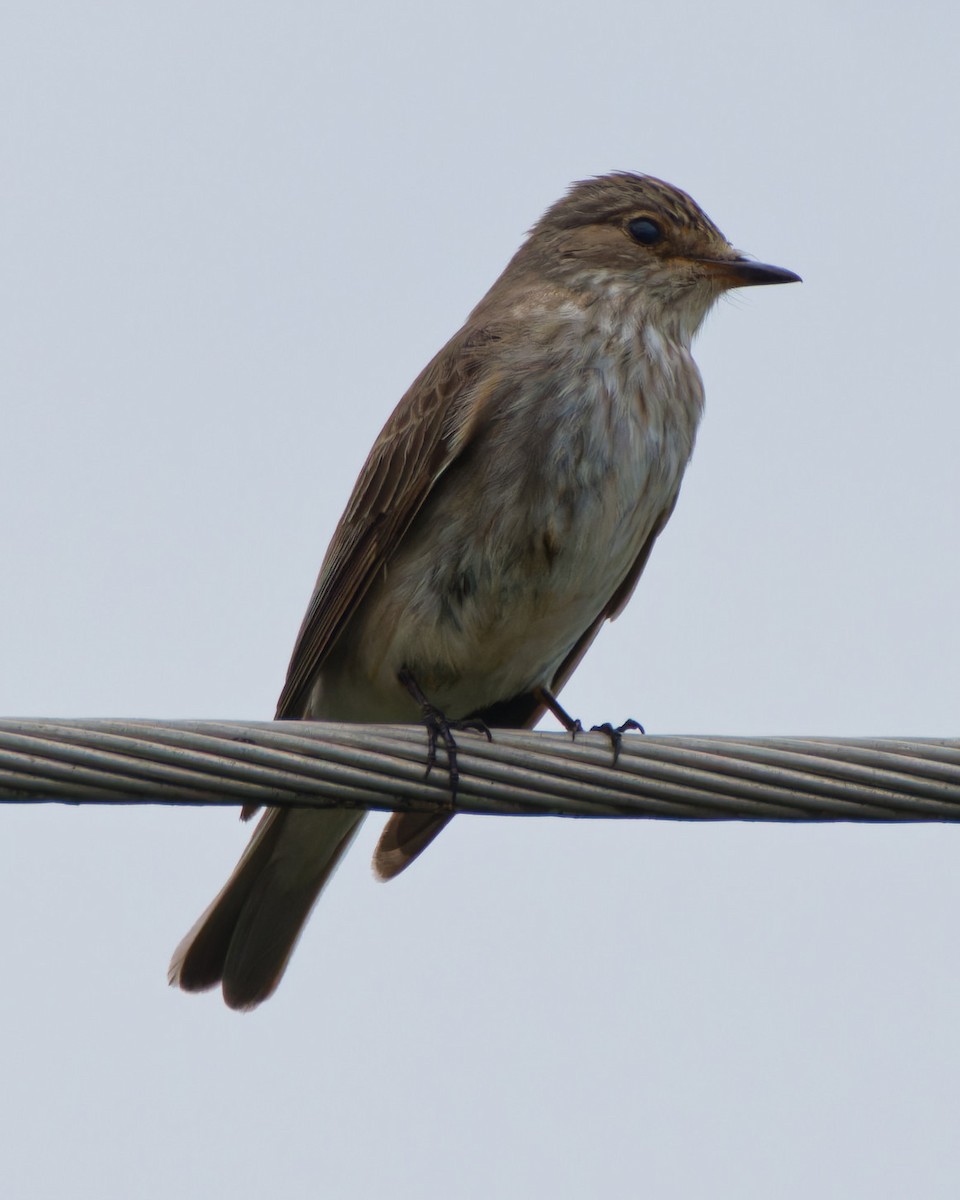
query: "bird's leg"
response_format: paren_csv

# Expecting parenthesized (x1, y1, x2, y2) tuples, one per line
(535, 686, 643, 765)
(534, 686, 584, 736)
(397, 668, 491, 806)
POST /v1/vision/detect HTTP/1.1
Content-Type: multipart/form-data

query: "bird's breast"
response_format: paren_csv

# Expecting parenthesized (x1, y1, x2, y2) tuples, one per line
(322, 314, 705, 721)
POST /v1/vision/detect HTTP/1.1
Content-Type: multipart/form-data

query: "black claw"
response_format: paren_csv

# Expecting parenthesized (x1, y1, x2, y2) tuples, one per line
(398, 668, 492, 810)
(590, 718, 645, 765)
(590, 722, 623, 764)
(457, 717, 493, 742)
(420, 705, 460, 805)
(421, 712, 493, 807)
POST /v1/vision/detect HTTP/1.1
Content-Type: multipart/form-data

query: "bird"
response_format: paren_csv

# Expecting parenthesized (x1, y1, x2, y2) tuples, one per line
(168, 171, 800, 1010)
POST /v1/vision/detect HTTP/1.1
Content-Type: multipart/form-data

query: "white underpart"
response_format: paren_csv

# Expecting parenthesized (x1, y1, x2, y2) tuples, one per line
(310, 290, 708, 723)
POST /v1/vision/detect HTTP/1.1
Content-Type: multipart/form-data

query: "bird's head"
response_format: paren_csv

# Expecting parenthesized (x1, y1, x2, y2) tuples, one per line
(516, 172, 800, 337)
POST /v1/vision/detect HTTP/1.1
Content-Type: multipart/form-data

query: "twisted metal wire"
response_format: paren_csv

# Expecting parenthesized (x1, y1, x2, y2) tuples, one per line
(0, 718, 958, 822)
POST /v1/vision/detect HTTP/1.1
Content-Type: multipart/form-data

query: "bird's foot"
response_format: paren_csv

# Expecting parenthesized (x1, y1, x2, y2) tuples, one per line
(590, 718, 645, 765)
(423, 710, 492, 805)
(398, 669, 491, 807)
(534, 686, 643, 760)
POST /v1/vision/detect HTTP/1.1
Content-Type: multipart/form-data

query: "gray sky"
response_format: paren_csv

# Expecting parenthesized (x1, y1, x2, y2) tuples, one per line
(2, 2, 959, 1197)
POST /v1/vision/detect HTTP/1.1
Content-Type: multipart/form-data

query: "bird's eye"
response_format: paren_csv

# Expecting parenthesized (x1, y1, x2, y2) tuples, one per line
(627, 217, 663, 246)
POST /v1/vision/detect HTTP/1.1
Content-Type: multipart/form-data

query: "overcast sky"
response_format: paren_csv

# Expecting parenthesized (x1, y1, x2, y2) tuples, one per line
(2, 3, 959, 1197)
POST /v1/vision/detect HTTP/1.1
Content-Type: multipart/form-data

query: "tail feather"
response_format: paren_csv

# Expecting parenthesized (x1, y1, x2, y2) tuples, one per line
(372, 812, 452, 881)
(168, 808, 286, 994)
(169, 807, 364, 1010)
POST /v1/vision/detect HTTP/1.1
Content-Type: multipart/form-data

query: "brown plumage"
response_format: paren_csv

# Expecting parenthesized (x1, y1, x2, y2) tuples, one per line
(169, 171, 799, 1009)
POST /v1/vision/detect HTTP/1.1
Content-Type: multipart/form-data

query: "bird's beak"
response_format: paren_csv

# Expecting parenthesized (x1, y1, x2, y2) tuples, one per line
(696, 255, 802, 288)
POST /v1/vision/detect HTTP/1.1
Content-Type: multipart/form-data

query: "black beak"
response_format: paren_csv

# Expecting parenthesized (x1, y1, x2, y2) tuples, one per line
(698, 256, 802, 287)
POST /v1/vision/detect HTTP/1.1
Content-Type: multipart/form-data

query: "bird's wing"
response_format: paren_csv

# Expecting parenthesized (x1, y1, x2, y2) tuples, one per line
(275, 329, 500, 720)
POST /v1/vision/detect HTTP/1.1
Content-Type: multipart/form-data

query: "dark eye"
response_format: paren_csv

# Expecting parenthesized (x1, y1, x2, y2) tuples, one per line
(627, 217, 663, 246)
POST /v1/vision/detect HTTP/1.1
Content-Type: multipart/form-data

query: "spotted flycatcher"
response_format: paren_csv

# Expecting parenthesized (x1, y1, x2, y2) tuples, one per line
(169, 172, 800, 1009)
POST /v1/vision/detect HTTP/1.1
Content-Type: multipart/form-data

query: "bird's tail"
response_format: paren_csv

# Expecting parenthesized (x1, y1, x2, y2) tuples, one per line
(372, 812, 452, 880)
(168, 806, 364, 1011)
